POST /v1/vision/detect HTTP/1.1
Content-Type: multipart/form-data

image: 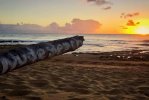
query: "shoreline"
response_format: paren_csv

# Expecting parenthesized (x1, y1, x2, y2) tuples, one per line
(1, 44, 149, 61)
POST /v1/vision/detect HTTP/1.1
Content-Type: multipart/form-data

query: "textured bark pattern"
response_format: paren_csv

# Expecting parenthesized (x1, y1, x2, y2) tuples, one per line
(0, 36, 84, 74)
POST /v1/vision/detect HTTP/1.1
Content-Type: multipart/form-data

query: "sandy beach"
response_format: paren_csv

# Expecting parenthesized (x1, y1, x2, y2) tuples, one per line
(0, 45, 149, 100)
(1, 0, 149, 99)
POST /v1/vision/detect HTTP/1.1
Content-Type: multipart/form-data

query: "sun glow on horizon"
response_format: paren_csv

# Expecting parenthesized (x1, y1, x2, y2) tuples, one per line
(135, 26, 149, 35)
(122, 19, 149, 35)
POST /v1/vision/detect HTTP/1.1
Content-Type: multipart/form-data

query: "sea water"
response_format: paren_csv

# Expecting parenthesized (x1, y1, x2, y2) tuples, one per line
(0, 33, 149, 53)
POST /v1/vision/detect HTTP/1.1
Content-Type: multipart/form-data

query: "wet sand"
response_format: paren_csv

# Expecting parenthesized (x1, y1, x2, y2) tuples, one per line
(0, 45, 149, 100)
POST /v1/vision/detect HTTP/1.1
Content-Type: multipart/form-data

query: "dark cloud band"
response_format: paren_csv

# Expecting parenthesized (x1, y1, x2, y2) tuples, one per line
(120, 12, 140, 19)
(87, 0, 111, 5)
(0, 18, 101, 34)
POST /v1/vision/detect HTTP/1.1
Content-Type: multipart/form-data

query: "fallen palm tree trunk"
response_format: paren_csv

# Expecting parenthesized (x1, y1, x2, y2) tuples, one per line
(0, 36, 84, 74)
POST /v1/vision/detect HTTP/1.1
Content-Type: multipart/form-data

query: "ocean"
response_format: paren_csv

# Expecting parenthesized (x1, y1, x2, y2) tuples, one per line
(0, 33, 149, 53)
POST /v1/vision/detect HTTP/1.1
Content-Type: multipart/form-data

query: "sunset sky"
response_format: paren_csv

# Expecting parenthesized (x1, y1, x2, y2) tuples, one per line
(0, 0, 149, 34)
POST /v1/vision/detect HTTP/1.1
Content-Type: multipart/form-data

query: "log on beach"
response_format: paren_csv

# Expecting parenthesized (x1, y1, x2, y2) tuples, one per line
(0, 36, 84, 74)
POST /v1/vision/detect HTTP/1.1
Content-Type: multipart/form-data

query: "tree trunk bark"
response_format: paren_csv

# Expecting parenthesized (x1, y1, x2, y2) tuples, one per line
(0, 36, 84, 74)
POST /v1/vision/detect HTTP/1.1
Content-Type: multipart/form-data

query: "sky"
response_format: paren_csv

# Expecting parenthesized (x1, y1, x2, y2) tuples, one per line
(0, 0, 149, 34)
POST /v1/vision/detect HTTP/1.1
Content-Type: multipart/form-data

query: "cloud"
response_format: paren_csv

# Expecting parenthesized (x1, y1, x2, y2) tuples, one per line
(120, 12, 140, 19)
(87, 0, 111, 6)
(46, 22, 61, 33)
(120, 26, 128, 29)
(86, 0, 112, 10)
(102, 6, 111, 10)
(126, 20, 140, 26)
(0, 18, 102, 34)
(120, 19, 140, 30)
(47, 18, 101, 34)
(120, 12, 140, 30)
(0, 24, 45, 34)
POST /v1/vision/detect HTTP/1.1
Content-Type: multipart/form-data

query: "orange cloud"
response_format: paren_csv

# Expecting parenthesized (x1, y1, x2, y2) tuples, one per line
(126, 20, 140, 26)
